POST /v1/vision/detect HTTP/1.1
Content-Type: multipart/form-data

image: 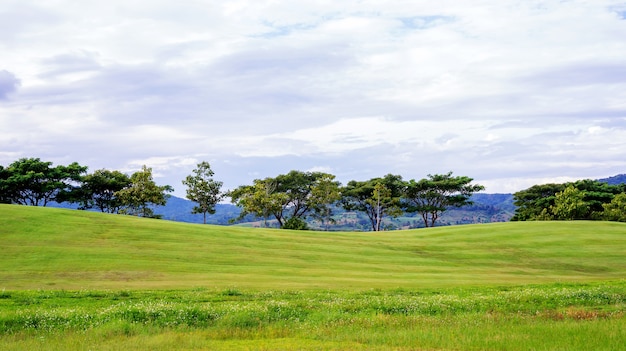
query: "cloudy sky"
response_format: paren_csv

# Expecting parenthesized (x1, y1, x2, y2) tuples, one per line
(1, 0, 626, 196)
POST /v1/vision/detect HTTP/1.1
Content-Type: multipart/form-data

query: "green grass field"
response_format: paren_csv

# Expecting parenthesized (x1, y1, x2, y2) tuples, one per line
(1, 204, 625, 350)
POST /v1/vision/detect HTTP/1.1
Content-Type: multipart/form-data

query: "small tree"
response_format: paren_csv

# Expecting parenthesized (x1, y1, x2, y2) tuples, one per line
(116, 165, 173, 218)
(182, 161, 223, 224)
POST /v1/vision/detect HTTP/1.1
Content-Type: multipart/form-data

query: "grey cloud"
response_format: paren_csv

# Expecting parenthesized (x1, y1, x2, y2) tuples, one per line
(0, 70, 20, 99)
(211, 41, 354, 77)
(517, 62, 626, 88)
(38, 51, 102, 78)
(0, 3, 61, 43)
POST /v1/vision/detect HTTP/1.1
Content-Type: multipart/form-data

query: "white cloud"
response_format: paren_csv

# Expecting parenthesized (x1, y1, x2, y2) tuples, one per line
(1, 0, 625, 196)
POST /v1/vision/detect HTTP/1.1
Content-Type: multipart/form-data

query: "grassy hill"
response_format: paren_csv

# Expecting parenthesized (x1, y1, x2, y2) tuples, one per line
(1, 204, 624, 290)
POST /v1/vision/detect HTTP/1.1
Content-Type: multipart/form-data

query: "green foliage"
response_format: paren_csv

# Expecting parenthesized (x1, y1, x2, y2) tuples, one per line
(341, 174, 405, 231)
(182, 161, 224, 224)
(512, 183, 566, 221)
(116, 165, 173, 218)
(309, 173, 341, 230)
(282, 217, 309, 230)
(603, 193, 626, 221)
(551, 185, 590, 220)
(404, 172, 485, 227)
(512, 180, 625, 221)
(229, 170, 339, 228)
(73, 169, 132, 213)
(0, 165, 10, 204)
(228, 178, 287, 227)
(0, 158, 87, 206)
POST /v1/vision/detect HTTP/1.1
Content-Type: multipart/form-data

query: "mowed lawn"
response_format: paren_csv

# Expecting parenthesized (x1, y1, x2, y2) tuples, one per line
(1, 204, 625, 290)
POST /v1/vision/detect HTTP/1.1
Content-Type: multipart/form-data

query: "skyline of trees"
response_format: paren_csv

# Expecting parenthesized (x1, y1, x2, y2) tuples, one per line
(2, 157, 626, 228)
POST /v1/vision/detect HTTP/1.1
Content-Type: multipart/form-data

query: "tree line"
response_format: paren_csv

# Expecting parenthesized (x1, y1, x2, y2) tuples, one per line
(512, 179, 626, 222)
(228, 171, 484, 230)
(0, 158, 486, 230)
(0, 158, 173, 219)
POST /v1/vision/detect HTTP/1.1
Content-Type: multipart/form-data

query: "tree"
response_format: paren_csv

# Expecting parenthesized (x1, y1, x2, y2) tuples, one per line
(1, 158, 87, 206)
(512, 180, 624, 221)
(73, 169, 132, 213)
(229, 178, 286, 227)
(229, 170, 340, 229)
(511, 183, 566, 221)
(0, 165, 10, 204)
(341, 174, 405, 231)
(550, 185, 589, 220)
(182, 161, 224, 224)
(404, 172, 485, 228)
(602, 193, 626, 222)
(116, 165, 173, 218)
(309, 173, 341, 231)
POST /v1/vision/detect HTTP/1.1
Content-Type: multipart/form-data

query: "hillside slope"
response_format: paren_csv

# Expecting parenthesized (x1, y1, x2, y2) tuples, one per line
(1, 204, 624, 290)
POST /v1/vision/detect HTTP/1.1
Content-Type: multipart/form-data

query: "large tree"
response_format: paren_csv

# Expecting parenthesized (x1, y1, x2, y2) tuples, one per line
(0, 165, 10, 204)
(309, 173, 341, 231)
(229, 178, 286, 227)
(511, 183, 566, 221)
(116, 165, 173, 218)
(404, 172, 485, 228)
(512, 180, 625, 221)
(341, 174, 405, 231)
(229, 170, 339, 228)
(72, 169, 132, 213)
(182, 161, 224, 224)
(0, 158, 87, 206)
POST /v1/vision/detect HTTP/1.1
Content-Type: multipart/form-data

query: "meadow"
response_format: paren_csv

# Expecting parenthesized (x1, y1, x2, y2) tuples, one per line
(1, 204, 625, 350)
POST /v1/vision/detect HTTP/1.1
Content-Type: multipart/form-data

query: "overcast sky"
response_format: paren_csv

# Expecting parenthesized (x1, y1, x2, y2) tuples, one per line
(1, 0, 626, 197)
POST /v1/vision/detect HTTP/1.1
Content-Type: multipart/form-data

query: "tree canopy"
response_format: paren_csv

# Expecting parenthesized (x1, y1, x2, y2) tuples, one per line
(229, 170, 340, 229)
(0, 158, 87, 206)
(341, 174, 405, 231)
(404, 172, 485, 228)
(72, 169, 132, 213)
(512, 179, 626, 221)
(116, 165, 173, 218)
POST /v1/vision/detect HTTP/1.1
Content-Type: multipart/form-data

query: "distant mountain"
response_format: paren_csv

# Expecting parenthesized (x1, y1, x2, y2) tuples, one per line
(152, 196, 243, 225)
(598, 174, 626, 185)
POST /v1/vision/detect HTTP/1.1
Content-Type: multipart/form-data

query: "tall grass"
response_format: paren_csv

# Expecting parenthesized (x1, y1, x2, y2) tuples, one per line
(0, 282, 624, 350)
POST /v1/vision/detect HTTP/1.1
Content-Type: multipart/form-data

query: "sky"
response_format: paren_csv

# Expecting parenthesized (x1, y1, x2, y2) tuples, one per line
(1, 0, 626, 197)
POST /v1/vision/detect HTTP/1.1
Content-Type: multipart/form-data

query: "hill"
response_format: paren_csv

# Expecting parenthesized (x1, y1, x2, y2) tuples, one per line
(1, 204, 624, 291)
